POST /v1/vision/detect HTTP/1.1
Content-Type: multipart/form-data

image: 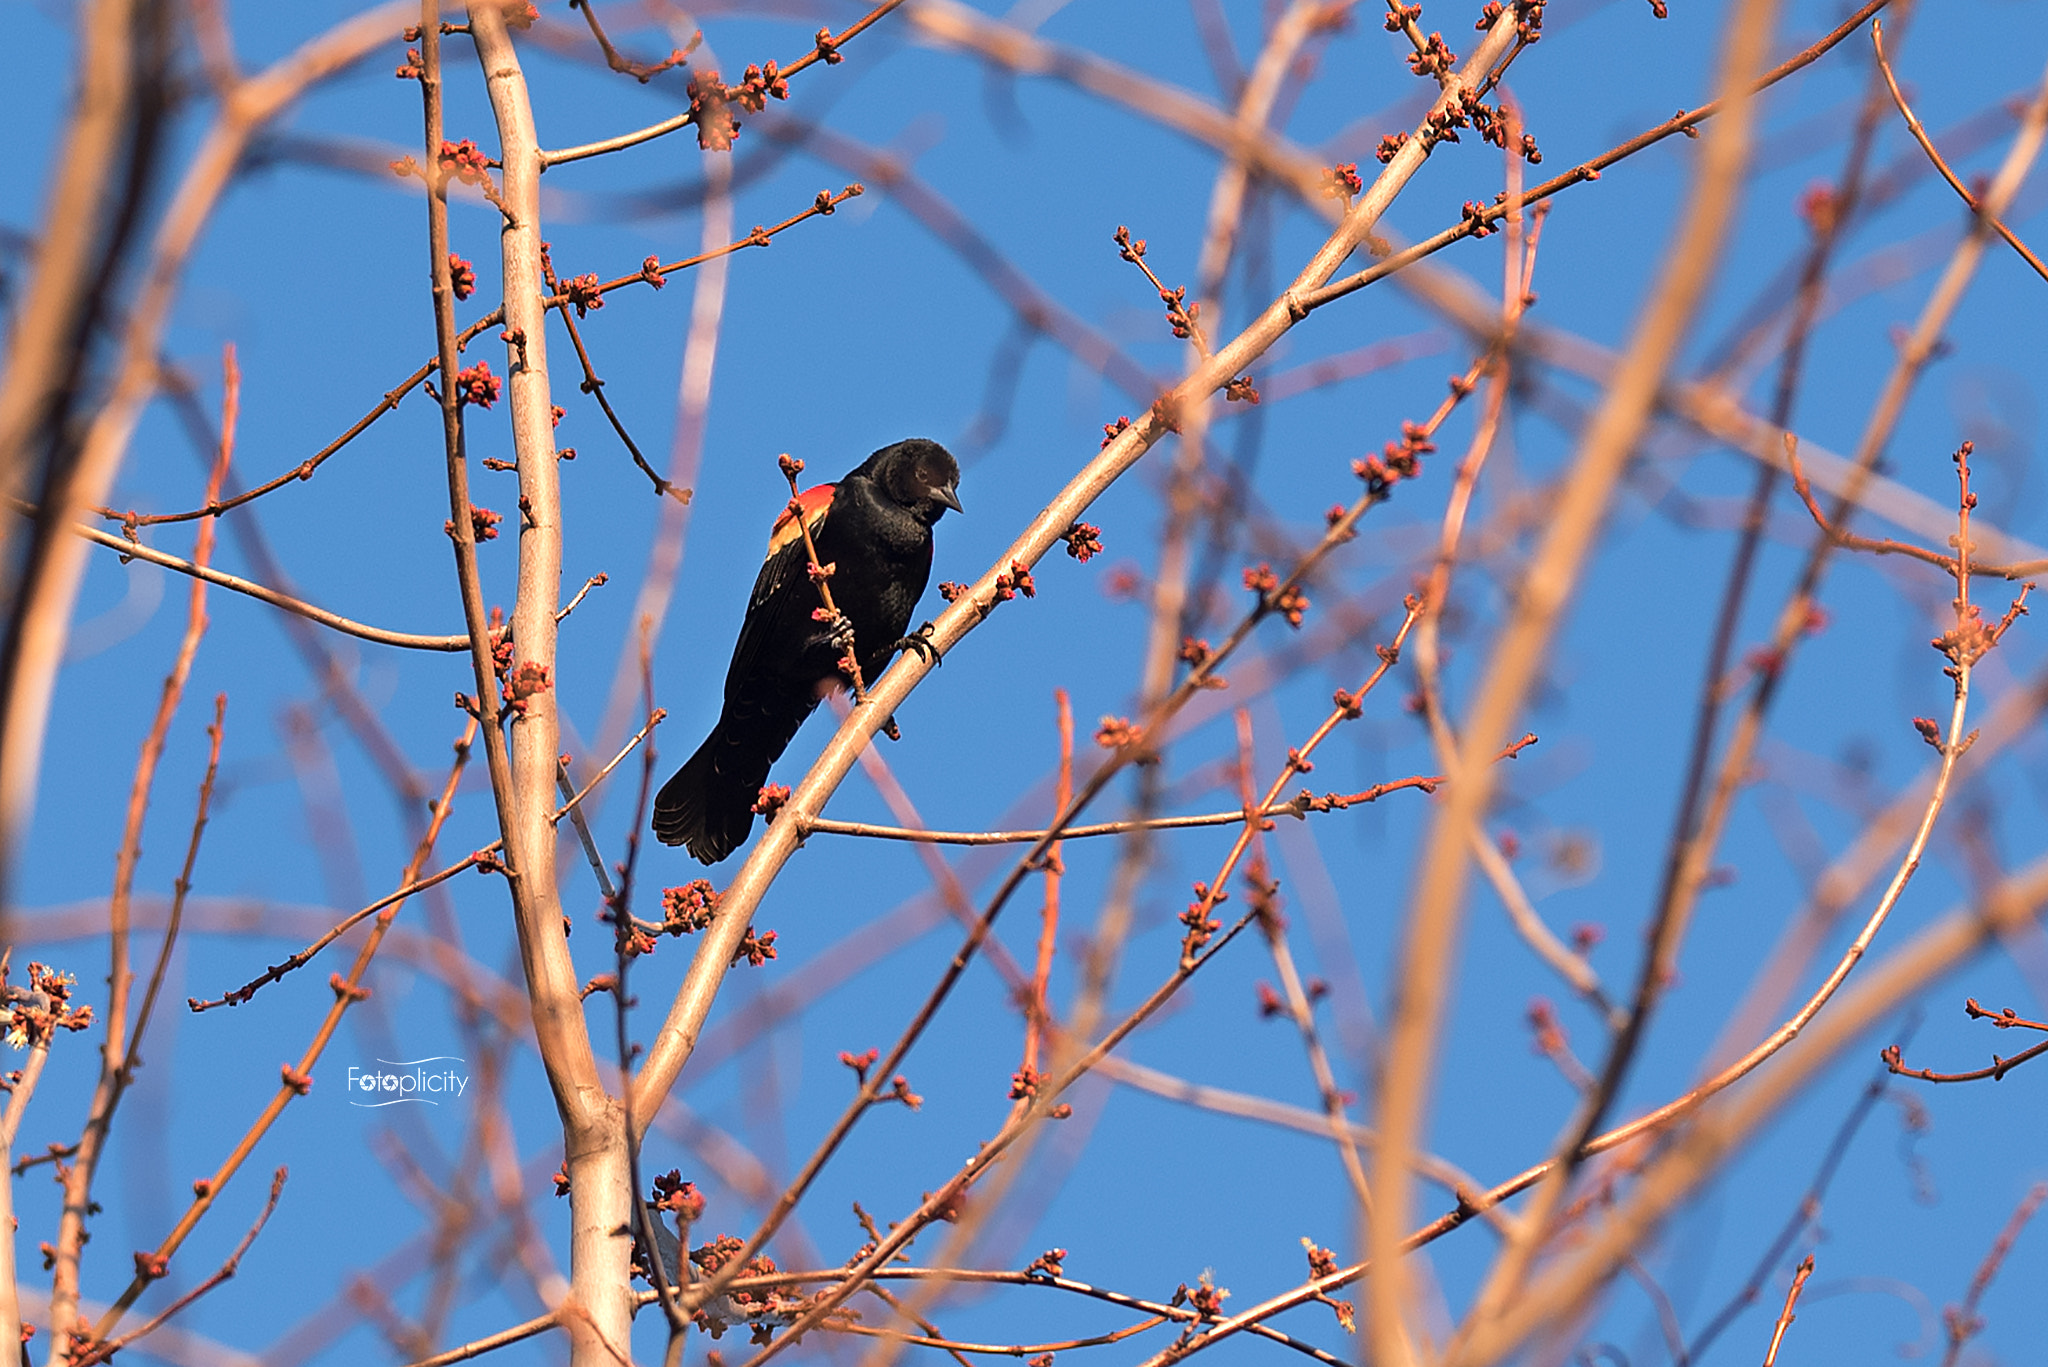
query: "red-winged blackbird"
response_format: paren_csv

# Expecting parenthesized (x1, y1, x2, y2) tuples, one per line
(653, 438, 963, 863)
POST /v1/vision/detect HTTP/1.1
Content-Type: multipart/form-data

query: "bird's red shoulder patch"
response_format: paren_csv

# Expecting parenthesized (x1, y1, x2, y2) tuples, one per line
(767, 483, 835, 560)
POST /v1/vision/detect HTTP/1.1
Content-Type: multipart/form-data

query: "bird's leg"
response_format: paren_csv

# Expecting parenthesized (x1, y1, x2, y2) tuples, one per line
(824, 616, 871, 701)
(891, 620, 942, 667)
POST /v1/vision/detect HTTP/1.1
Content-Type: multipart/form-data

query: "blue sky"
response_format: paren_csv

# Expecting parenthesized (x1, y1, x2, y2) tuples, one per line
(6, 1, 2048, 1363)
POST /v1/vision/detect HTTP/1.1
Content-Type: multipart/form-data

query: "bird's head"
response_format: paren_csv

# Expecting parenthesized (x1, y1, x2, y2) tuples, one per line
(874, 438, 963, 524)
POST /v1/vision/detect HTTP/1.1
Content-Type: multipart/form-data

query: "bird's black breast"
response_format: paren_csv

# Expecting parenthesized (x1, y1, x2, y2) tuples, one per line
(812, 474, 934, 676)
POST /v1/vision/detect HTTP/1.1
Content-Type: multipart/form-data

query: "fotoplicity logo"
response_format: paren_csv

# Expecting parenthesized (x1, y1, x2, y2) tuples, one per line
(347, 1057, 470, 1107)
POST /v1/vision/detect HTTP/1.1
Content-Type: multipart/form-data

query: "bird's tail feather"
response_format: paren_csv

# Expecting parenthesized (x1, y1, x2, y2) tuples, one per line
(653, 724, 759, 864)
(653, 700, 812, 863)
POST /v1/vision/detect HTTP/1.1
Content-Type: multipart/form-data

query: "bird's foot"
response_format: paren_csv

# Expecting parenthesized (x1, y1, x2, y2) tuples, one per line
(892, 621, 942, 667)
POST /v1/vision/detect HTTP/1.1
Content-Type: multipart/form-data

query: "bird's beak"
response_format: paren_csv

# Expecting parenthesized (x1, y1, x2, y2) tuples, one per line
(934, 481, 964, 514)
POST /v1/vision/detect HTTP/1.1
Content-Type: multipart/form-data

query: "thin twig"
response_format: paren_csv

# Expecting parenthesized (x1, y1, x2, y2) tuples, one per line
(1686, 1047, 1904, 1360)
(89, 717, 476, 1343)
(396, 1310, 558, 1367)
(75, 1169, 288, 1366)
(1760, 1255, 1815, 1367)
(190, 708, 660, 1011)
(1939, 1183, 2048, 1367)
(798, 779, 1439, 844)
(1873, 18, 2048, 282)
(542, 3, 908, 165)
(50, 346, 237, 1356)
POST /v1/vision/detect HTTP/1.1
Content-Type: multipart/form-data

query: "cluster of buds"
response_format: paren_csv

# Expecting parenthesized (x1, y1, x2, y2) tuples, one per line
(1936, 602, 2020, 678)
(0, 964, 92, 1050)
(1459, 88, 1543, 159)
(689, 1236, 803, 1342)
(687, 62, 791, 152)
(661, 880, 721, 935)
(1383, 4, 1422, 30)
(1301, 1239, 1356, 1331)
(734, 61, 790, 110)
(1179, 880, 1226, 959)
(1158, 284, 1201, 342)
(502, 660, 551, 717)
(752, 784, 791, 820)
(1025, 1247, 1067, 1278)
(1477, 0, 1547, 40)
(1224, 374, 1261, 405)
(446, 503, 499, 543)
(995, 560, 1036, 601)
(1407, 31, 1457, 78)
(1060, 521, 1103, 562)
(1101, 415, 1133, 449)
(1352, 419, 1436, 499)
(561, 272, 605, 317)
(687, 70, 738, 151)
(1172, 1273, 1230, 1321)
(1243, 563, 1310, 628)
(454, 360, 500, 409)
(1931, 586, 2032, 680)
(1323, 161, 1364, 200)
(729, 927, 778, 968)
(1008, 1065, 1041, 1100)
(601, 901, 658, 959)
(653, 1170, 708, 1224)
(437, 138, 494, 187)
(447, 253, 476, 300)
(1094, 715, 1143, 751)
(1416, 87, 1535, 165)
(1376, 131, 1410, 165)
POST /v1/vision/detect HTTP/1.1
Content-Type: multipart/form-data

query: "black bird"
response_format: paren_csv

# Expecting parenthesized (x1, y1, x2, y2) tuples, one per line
(654, 438, 963, 863)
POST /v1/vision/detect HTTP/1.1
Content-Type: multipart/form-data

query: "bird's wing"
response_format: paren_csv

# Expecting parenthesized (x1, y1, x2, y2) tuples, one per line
(726, 484, 836, 698)
(766, 483, 835, 562)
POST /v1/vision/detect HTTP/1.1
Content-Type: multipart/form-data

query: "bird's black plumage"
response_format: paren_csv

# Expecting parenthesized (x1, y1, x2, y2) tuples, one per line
(653, 438, 962, 863)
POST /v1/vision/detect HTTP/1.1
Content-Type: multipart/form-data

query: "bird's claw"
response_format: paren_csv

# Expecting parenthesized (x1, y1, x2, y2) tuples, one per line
(892, 621, 942, 666)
